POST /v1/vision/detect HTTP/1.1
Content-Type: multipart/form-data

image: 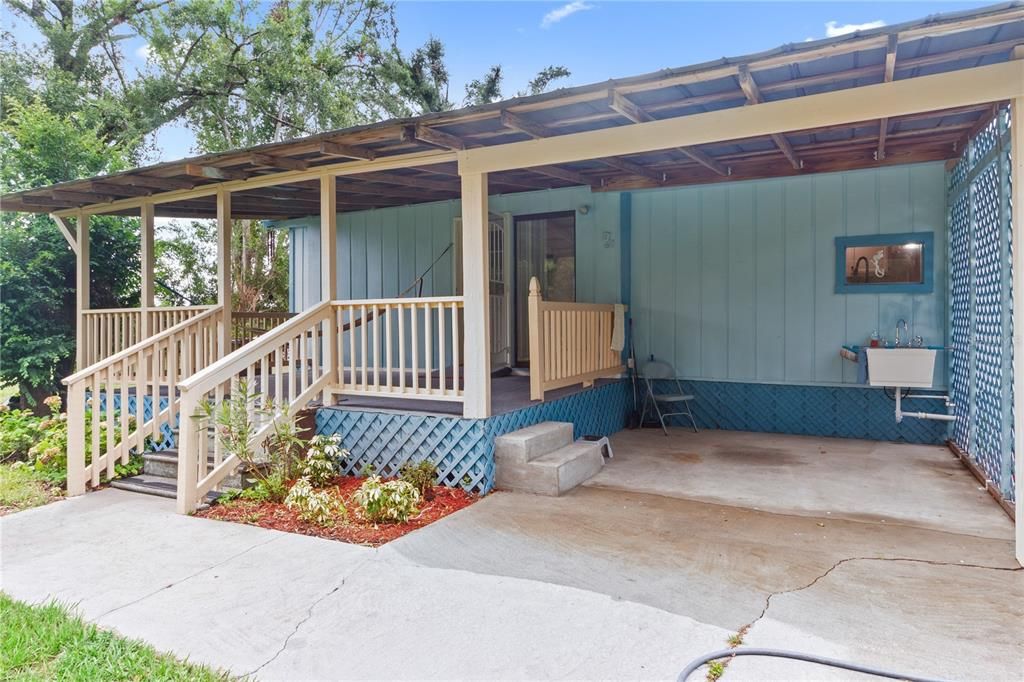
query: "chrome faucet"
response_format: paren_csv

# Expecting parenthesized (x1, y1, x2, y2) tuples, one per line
(895, 319, 909, 347)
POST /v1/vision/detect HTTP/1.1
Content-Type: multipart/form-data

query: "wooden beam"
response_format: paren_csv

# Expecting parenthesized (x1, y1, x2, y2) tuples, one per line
(459, 61, 1024, 176)
(356, 173, 458, 193)
(501, 108, 663, 183)
(529, 165, 594, 186)
(319, 140, 376, 160)
(250, 153, 309, 171)
(49, 214, 78, 255)
(140, 203, 154, 337)
(460, 171, 491, 418)
(609, 90, 729, 176)
(877, 34, 900, 161)
(49, 189, 115, 204)
(185, 164, 250, 181)
(215, 189, 232, 358)
(404, 124, 468, 151)
(321, 174, 337, 300)
(120, 175, 197, 191)
(75, 211, 89, 369)
(738, 65, 802, 169)
(88, 181, 153, 197)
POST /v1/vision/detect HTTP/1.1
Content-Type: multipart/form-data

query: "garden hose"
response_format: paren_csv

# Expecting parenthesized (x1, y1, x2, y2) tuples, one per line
(676, 648, 953, 682)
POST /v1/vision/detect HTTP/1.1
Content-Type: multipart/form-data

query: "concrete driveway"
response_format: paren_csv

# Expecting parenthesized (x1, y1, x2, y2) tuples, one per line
(2, 429, 1022, 680)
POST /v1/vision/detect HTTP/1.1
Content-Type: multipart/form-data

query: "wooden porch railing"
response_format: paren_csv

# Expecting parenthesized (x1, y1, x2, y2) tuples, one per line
(81, 306, 212, 366)
(527, 277, 625, 401)
(335, 297, 464, 401)
(63, 306, 225, 495)
(232, 311, 296, 349)
(174, 296, 464, 512)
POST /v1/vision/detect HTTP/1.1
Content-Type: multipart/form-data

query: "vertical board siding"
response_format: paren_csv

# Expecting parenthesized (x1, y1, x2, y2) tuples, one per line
(286, 187, 623, 313)
(631, 162, 949, 388)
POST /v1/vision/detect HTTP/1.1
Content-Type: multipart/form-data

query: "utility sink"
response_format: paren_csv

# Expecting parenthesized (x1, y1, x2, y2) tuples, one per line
(866, 348, 937, 388)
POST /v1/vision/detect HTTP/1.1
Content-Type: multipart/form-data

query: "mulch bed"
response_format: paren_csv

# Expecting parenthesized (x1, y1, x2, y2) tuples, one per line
(196, 475, 478, 546)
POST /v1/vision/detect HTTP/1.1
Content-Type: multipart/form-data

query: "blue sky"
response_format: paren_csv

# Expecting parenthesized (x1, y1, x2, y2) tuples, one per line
(45, 0, 988, 161)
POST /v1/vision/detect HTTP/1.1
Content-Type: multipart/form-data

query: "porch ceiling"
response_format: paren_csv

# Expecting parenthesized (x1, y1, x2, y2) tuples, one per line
(3, 2, 1023, 219)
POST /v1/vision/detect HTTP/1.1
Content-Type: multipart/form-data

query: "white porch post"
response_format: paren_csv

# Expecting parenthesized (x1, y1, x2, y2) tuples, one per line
(459, 170, 491, 418)
(75, 210, 90, 369)
(321, 174, 339, 393)
(140, 202, 155, 338)
(1010, 95, 1023, 565)
(216, 189, 233, 357)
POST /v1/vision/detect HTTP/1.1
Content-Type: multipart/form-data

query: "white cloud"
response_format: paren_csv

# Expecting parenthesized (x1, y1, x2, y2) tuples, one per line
(541, 1, 594, 29)
(135, 43, 153, 61)
(824, 19, 886, 38)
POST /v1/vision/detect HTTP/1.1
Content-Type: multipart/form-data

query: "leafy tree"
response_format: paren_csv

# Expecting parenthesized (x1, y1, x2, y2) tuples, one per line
(0, 101, 140, 410)
(465, 66, 503, 107)
(379, 37, 571, 113)
(154, 220, 218, 306)
(524, 65, 571, 96)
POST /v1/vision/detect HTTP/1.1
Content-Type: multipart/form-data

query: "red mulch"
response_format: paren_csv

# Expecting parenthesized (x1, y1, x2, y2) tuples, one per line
(196, 475, 478, 547)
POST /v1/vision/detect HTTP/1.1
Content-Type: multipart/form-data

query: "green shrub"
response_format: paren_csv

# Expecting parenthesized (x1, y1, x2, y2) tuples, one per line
(240, 468, 289, 503)
(285, 476, 345, 526)
(353, 476, 420, 524)
(302, 435, 346, 486)
(0, 407, 44, 461)
(399, 459, 437, 499)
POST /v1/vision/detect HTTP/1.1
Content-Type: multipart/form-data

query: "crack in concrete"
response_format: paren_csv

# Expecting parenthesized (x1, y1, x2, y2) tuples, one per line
(94, 534, 284, 621)
(749, 555, 1021, 628)
(245, 554, 376, 677)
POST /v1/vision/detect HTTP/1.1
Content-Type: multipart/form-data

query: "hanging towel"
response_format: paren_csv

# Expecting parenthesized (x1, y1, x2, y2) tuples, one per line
(610, 304, 626, 352)
(856, 347, 869, 384)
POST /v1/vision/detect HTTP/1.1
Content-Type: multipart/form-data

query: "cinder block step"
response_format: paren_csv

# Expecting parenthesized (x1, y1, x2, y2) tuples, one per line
(494, 421, 574, 464)
(495, 439, 604, 496)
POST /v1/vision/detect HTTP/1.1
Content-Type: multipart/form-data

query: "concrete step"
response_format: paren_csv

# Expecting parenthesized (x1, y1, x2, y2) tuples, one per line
(494, 421, 574, 464)
(142, 449, 243, 488)
(110, 473, 220, 505)
(495, 439, 604, 496)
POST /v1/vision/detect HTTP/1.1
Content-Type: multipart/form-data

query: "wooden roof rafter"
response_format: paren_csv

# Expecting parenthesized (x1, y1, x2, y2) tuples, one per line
(737, 65, 803, 169)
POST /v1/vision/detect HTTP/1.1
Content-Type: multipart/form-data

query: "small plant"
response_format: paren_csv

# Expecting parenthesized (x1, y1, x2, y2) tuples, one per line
(113, 454, 144, 479)
(261, 403, 309, 480)
(302, 435, 346, 486)
(359, 462, 376, 477)
(706, 661, 726, 682)
(353, 476, 420, 524)
(240, 469, 289, 503)
(399, 459, 437, 500)
(285, 477, 345, 526)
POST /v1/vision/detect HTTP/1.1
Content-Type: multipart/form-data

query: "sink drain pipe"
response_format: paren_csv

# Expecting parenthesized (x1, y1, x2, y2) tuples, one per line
(677, 648, 952, 682)
(893, 388, 956, 423)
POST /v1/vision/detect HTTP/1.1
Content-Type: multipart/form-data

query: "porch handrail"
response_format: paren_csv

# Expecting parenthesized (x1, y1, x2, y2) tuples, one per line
(175, 296, 467, 512)
(527, 277, 625, 401)
(81, 305, 213, 366)
(63, 305, 226, 496)
(176, 300, 337, 512)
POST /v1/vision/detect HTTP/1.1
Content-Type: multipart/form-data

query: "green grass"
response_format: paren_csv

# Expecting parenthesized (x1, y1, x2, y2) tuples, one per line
(0, 465, 59, 514)
(0, 593, 233, 681)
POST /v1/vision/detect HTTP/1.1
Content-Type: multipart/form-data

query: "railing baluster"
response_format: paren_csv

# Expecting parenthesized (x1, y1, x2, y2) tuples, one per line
(385, 304, 393, 390)
(437, 302, 446, 396)
(135, 348, 147, 455)
(359, 304, 368, 390)
(90, 372, 101, 487)
(372, 305, 380, 388)
(451, 302, 461, 395)
(424, 303, 432, 393)
(120, 357, 130, 464)
(398, 304, 406, 390)
(105, 367, 116, 480)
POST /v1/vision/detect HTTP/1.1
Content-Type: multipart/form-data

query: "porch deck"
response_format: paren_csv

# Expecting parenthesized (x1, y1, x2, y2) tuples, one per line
(330, 373, 623, 416)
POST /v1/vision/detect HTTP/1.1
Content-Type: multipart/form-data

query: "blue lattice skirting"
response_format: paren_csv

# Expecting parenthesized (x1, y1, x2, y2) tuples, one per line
(652, 380, 948, 445)
(316, 381, 632, 494)
(92, 392, 176, 451)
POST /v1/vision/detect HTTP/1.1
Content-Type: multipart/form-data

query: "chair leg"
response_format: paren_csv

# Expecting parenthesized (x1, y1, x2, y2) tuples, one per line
(684, 400, 699, 433)
(654, 401, 669, 436)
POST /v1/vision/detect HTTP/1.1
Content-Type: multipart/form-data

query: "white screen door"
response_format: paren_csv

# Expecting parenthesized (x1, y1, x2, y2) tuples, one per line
(454, 213, 512, 370)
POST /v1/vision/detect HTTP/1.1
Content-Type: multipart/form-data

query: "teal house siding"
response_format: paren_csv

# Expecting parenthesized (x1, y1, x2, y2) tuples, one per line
(284, 186, 622, 312)
(630, 161, 949, 389)
(285, 161, 948, 390)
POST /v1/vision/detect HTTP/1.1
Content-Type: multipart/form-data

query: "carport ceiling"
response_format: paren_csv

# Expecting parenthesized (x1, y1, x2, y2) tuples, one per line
(4, 2, 1022, 219)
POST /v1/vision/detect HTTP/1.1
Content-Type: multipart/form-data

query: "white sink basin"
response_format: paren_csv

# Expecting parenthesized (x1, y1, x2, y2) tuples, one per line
(866, 348, 937, 388)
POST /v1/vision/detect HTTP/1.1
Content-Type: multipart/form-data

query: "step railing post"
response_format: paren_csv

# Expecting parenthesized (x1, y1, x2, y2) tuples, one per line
(528, 277, 545, 402)
(175, 392, 202, 514)
(66, 381, 87, 496)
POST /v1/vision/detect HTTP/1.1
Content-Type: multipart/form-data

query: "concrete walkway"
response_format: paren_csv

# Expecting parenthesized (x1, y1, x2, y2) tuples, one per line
(2, 429, 1022, 680)
(1, 489, 728, 680)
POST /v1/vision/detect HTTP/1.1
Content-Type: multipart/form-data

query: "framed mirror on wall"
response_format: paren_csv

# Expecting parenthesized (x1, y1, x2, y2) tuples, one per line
(834, 231, 934, 294)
